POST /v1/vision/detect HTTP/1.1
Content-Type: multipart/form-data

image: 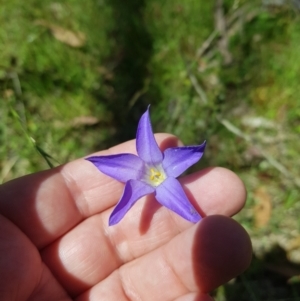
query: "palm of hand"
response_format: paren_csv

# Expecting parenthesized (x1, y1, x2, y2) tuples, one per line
(0, 135, 251, 301)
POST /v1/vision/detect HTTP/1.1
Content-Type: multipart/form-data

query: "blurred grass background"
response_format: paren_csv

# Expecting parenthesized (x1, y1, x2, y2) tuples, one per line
(1, 0, 300, 299)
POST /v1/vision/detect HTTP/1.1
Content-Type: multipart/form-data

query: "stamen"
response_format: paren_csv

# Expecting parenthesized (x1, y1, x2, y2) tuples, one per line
(150, 168, 161, 180)
(143, 165, 166, 187)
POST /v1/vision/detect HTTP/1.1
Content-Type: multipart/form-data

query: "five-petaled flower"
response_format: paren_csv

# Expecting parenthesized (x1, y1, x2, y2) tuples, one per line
(86, 107, 206, 226)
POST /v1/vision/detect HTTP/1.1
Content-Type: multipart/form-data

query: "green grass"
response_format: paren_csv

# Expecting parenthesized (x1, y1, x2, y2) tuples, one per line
(1, 0, 300, 299)
(0, 0, 114, 177)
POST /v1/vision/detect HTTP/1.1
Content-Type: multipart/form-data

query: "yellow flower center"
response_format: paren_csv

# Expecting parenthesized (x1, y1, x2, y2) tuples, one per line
(146, 166, 166, 187)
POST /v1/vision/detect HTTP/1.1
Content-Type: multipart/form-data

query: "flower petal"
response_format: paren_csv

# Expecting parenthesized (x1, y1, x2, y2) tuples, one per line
(136, 107, 163, 165)
(162, 141, 206, 178)
(85, 154, 144, 182)
(109, 180, 155, 225)
(155, 177, 201, 223)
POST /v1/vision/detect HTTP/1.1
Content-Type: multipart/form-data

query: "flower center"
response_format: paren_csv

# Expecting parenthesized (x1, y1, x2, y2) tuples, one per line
(143, 165, 166, 187)
(149, 168, 166, 186)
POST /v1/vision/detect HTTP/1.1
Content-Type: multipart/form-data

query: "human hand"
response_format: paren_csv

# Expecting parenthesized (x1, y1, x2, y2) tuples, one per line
(0, 134, 252, 301)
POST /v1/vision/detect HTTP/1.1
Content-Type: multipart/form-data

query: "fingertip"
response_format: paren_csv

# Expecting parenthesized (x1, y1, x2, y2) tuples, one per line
(156, 133, 184, 150)
(193, 215, 252, 293)
(219, 167, 247, 213)
(183, 167, 247, 217)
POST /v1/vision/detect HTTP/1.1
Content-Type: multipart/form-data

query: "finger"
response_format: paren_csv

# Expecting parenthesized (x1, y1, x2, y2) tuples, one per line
(173, 293, 214, 301)
(0, 214, 40, 300)
(41, 166, 246, 296)
(0, 214, 69, 301)
(0, 134, 245, 250)
(181, 166, 246, 217)
(75, 216, 252, 301)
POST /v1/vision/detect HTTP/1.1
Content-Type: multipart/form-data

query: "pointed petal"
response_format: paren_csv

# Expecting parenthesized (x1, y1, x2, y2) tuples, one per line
(162, 141, 206, 178)
(86, 154, 144, 182)
(136, 106, 163, 165)
(155, 177, 201, 223)
(109, 180, 155, 225)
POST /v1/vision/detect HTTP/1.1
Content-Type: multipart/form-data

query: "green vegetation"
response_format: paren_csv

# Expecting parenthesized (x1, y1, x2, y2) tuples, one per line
(1, 0, 300, 299)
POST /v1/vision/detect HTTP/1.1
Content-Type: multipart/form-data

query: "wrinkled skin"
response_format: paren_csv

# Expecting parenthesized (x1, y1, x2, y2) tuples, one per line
(0, 134, 252, 301)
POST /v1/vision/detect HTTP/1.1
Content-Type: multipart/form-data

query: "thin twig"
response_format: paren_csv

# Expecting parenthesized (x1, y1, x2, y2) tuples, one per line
(181, 55, 208, 105)
(219, 118, 300, 189)
(196, 30, 219, 60)
(187, 72, 208, 104)
(195, 3, 258, 61)
(8, 70, 27, 127)
(128, 79, 149, 108)
(0, 156, 19, 184)
(7, 70, 56, 169)
(214, 0, 232, 65)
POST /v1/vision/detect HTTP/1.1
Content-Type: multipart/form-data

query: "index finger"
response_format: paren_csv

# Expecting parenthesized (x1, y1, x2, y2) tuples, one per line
(0, 134, 246, 249)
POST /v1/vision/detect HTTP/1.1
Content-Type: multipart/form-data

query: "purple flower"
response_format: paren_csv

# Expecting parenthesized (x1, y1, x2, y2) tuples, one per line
(86, 107, 206, 226)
